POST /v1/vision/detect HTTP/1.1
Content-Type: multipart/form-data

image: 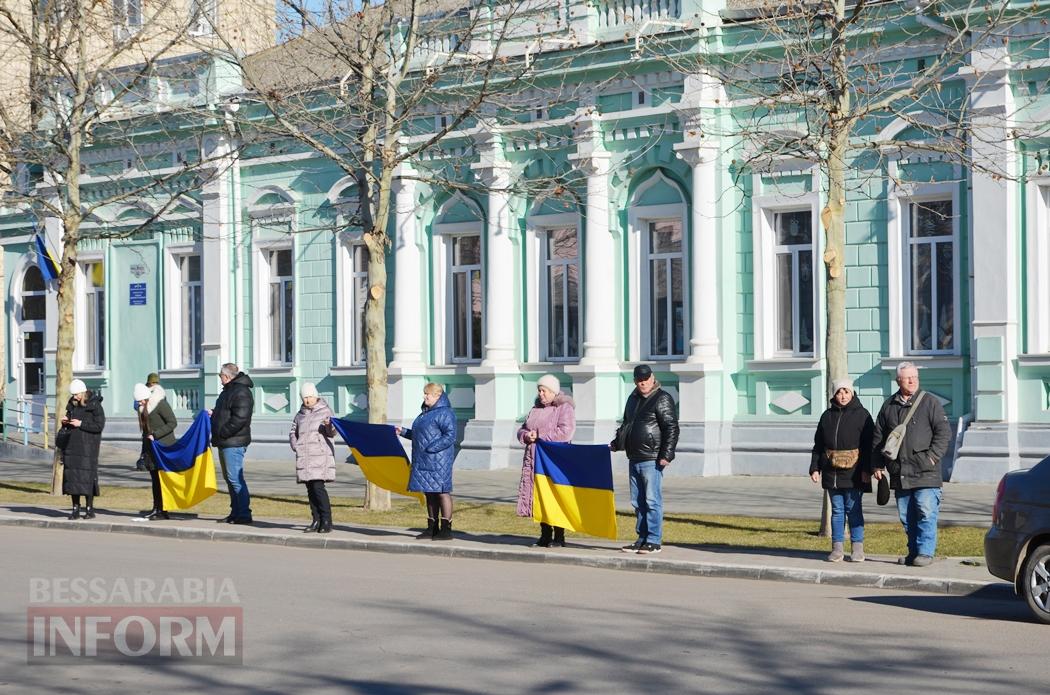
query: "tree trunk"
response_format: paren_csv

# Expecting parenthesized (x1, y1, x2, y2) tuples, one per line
(362, 222, 391, 511)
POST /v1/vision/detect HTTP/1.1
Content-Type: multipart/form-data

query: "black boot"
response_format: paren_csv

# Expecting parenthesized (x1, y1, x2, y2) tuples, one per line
(82, 507, 95, 520)
(147, 510, 169, 521)
(304, 518, 320, 533)
(552, 526, 566, 547)
(433, 518, 453, 541)
(417, 518, 437, 539)
(534, 523, 553, 548)
(317, 515, 332, 534)
(68, 505, 80, 521)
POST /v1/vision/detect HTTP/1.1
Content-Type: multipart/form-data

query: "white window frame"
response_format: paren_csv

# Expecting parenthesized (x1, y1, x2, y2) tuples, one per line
(627, 181, 689, 362)
(113, 0, 142, 38)
(335, 231, 369, 367)
(751, 192, 822, 362)
(74, 253, 107, 371)
(887, 181, 960, 357)
(188, 0, 217, 36)
(525, 212, 582, 363)
(18, 266, 47, 398)
(251, 229, 296, 369)
(164, 244, 204, 369)
(432, 222, 484, 365)
(772, 209, 817, 357)
(1025, 178, 1050, 354)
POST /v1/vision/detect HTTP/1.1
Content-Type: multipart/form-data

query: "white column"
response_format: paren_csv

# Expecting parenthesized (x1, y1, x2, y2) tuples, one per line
(471, 136, 517, 367)
(200, 134, 235, 402)
(674, 141, 722, 367)
(390, 164, 424, 368)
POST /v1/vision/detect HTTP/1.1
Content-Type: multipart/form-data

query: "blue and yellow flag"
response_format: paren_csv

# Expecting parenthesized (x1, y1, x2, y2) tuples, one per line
(534, 441, 618, 540)
(331, 419, 423, 503)
(151, 411, 217, 510)
(33, 232, 60, 283)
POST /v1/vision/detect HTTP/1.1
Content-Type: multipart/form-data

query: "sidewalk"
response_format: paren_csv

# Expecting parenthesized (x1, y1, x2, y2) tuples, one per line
(0, 504, 1009, 599)
(0, 450, 998, 526)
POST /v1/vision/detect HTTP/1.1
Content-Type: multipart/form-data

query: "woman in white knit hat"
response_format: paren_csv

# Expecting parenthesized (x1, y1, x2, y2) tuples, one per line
(58, 379, 106, 520)
(289, 382, 337, 533)
(516, 374, 576, 547)
(809, 378, 875, 562)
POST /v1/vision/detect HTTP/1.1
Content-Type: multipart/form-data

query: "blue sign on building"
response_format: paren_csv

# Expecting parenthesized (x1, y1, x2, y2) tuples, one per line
(129, 283, 147, 306)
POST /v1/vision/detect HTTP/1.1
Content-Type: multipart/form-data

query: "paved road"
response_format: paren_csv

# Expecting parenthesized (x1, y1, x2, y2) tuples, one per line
(0, 451, 998, 526)
(2, 526, 1046, 694)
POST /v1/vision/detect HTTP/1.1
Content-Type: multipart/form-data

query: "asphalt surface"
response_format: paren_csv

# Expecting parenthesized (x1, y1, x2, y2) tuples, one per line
(2, 526, 1046, 694)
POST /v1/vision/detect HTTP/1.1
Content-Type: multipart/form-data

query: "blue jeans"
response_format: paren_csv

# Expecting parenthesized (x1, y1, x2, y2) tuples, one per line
(218, 447, 251, 519)
(628, 460, 664, 545)
(829, 489, 864, 543)
(895, 487, 942, 558)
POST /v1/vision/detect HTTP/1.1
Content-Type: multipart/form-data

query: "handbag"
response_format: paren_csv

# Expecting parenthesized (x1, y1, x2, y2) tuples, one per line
(880, 392, 925, 461)
(876, 473, 891, 506)
(827, 448, 859, 469)
(55, 426, 72, 451)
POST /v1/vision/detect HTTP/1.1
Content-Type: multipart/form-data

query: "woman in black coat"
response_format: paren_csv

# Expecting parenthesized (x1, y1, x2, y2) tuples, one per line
(134, 382, 178, 520)
(59, 379, 106, 520)
(810, 379, 874, 563)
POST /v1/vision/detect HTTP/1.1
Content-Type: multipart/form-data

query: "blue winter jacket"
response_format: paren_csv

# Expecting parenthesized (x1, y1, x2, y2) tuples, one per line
(400, 393, 457, 493)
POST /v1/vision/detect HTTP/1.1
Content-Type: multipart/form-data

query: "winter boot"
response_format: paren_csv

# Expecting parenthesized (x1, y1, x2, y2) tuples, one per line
(68, 505, 80, 521)
(82, 507, 96, 520)
(534, 523, 553, 547)
(317, 515, 332, 534)
(827, 542, 845, 562)
(849, 542, 865, 563)
(304, 518, 320, 533)
(417, 518, 437, 539)
(433, 518, 453, 541)
(552, 527, 566, 548)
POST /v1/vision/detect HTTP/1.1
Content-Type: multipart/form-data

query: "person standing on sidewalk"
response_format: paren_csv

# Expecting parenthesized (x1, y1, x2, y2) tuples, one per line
(397, 383, 457, 540)
(210, 363, 255, 525)
(872, 362, 951, 567)
(516, 374, 576, 547)
(289, 383, 336, 534)
(809, 379, 874, 563)
(59, 379, 106, 520)
(135, 382, 178, 521)
(611, 364, 679, 555)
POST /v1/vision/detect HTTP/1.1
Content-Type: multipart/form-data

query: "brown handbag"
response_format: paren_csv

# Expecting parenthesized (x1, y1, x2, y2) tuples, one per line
(827, 448, 860, 469)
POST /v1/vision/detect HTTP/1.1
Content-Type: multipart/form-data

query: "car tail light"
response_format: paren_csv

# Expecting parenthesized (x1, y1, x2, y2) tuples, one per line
(992, 477, 1006, 526)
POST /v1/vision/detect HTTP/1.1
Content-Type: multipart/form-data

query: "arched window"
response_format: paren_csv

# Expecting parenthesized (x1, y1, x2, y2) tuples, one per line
(20, 266, 47, 395)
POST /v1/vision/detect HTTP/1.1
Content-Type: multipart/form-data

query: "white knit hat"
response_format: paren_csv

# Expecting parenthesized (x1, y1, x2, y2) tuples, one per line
(537, 374, 560, 394)
(831, 378, 854, 395)
(300, 382, 319, 398)
(133, 383, 151, 401)
(69, 379, 88, 395)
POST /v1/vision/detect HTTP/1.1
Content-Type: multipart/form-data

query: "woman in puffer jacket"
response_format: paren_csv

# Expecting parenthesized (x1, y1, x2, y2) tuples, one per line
(810, 378, 875, 563)
(516, 374, 576, 547)
(290, 382, 337, 533)
(397, 382, 457, 541)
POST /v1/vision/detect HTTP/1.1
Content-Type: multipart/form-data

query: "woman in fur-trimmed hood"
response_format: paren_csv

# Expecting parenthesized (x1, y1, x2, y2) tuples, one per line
(135, 382, 178, 520)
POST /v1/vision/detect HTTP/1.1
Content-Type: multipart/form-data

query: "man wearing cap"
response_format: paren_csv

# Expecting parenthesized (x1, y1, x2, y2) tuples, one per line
(611, 364, 680, 554)
(872, 362, 951, 567)
(209, 363, 255, 524)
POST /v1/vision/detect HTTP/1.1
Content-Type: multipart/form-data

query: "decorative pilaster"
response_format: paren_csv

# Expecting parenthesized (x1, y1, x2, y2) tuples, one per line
(200, 134, 236, 404)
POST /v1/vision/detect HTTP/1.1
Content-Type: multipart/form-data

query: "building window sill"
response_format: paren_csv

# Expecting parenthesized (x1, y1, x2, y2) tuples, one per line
(880, 356, 964, 371)
(746, 358, 823, 373)
(329, 366, 367, 377)
(250, 366, 296, 378)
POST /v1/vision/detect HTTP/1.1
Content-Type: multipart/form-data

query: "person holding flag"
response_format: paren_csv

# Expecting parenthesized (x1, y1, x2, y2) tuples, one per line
(516, 374, 576, 547)
(289, 383, 337, 534)
(397, 383, 457, 540)
(134, 382, 178, 520)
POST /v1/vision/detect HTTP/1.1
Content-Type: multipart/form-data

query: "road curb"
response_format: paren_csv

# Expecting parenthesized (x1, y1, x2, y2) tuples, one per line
(0, 514, 1011, 599)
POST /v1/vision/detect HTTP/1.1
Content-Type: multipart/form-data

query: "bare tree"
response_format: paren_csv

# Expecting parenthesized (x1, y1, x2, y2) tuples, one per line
(0, 0, 270, 433)
(224, 0, 604, 509)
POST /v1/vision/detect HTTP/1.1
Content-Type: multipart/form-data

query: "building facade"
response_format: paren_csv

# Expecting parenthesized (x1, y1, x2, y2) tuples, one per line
(3, 0, 1050, 481)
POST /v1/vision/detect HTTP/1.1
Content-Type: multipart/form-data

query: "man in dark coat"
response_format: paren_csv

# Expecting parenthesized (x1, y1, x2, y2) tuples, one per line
(209, 363, 255, 524)
(611, 364, 680, 555)
(872, 362, 952, 567)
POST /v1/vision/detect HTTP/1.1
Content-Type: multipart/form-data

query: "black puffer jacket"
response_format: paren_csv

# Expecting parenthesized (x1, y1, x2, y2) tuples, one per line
(211, 372, 255, 448)
(809, 395, 874, 491)
(60, 393, 106, 496)
(611, 386, 680, 463)
(872, 389, 951, 490)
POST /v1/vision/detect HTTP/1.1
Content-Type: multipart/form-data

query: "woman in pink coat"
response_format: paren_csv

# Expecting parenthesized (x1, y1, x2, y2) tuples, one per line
(517, 374, 576, 547)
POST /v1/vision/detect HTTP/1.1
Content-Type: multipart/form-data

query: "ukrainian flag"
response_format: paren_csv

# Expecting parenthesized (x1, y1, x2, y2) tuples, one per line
(331, 419, 423, 502)
(533, 441, 618, 540)
(151, 411, 218, 510)
(33, 232, 60, 283)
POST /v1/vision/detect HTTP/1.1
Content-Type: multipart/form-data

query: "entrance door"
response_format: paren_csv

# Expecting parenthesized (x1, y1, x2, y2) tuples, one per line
(17, 266, 47, 431)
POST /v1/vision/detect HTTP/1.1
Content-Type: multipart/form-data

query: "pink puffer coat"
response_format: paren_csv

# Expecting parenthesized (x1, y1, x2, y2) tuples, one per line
(289, 398, 337, 483)
(516, 393, 576, 517)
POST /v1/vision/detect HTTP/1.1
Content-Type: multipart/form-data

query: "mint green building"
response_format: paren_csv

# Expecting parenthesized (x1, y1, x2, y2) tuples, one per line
(3, 0, 1049, 481)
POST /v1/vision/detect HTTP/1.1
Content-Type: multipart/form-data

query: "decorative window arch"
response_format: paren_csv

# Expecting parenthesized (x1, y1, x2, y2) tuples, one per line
(626, 170, 689, 361)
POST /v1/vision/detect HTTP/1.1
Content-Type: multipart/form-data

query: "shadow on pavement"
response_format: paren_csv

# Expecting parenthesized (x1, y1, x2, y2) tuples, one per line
(852, 591, 1031, 622)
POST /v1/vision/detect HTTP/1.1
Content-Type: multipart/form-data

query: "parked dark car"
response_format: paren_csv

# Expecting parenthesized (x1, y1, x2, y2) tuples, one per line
(984, 456, 1050, 624)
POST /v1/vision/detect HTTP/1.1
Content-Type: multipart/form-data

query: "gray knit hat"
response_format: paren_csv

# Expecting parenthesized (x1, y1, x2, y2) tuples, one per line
(831, 378, 854, 395)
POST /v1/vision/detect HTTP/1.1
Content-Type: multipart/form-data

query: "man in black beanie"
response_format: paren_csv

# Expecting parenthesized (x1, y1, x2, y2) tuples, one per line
(610, 364, 679, 554)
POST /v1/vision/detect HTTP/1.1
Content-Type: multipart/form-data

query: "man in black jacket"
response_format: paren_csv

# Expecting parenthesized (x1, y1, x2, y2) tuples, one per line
(210, 363, 255, 524)
(872, 362, 951, 567)
(611, 364, 680, 554)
